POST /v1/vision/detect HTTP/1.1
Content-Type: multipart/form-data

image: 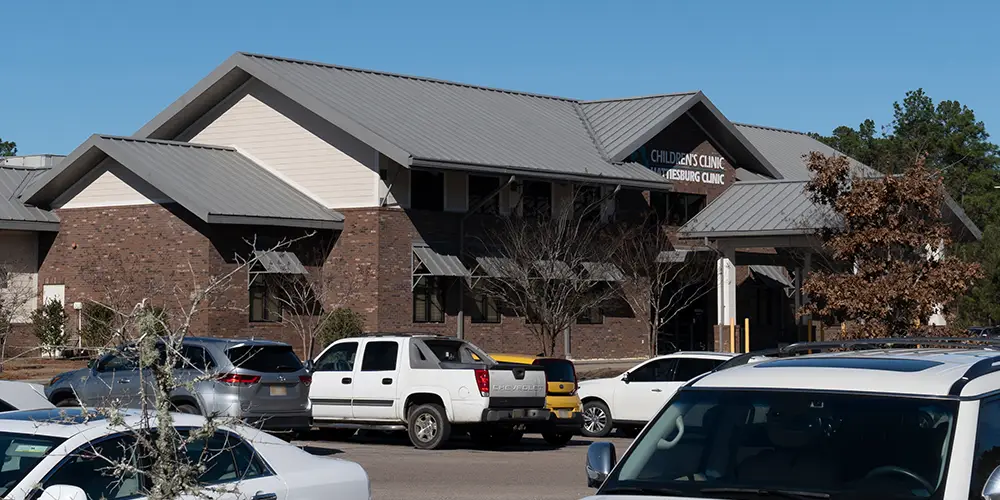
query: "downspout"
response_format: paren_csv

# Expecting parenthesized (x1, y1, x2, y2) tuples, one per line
(457, 175, 516, 339)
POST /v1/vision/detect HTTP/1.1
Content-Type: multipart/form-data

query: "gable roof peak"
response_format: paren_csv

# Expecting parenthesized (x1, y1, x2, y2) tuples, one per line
(734, 122, 810, 137)
(580, 90, 702, 104)
(237, 52, 577, 103)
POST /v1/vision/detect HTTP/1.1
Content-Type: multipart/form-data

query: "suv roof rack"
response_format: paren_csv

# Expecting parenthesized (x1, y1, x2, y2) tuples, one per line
(712, 337, 1000, 396)
(365, 332, 451, 338)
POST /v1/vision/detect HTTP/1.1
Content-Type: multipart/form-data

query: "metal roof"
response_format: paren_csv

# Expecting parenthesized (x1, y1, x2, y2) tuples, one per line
(474, 256, 516, 278)
(22, 135, 343, 230)
(253, 251, 307, 275)
(749, 265, 793, 289)
(679, 180, 838, 239)
(579, 261, 625, 282)
(0, 167, 59, 231)
(734, 123, 874, 180)
(412, 244, 470, 277)
(580, 93, 699, 160)
(533, 260, 575, 280)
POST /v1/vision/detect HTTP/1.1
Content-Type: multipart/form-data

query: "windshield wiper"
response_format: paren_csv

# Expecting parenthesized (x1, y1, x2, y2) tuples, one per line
(602, 486, 690, 496)
(700, 487, 830, 499)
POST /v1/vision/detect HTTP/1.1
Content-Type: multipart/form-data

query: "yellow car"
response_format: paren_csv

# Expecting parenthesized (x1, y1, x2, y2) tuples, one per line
(488, 353, 583, 446)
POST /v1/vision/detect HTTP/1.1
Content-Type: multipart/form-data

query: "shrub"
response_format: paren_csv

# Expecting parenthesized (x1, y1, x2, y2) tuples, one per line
(317, 307, 364, 348)
(31, 299, 68, 354)
(80, 302, 115, 348)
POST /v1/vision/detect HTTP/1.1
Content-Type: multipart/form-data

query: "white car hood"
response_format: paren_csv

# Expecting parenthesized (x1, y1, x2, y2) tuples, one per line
(577, 377, 619, 394)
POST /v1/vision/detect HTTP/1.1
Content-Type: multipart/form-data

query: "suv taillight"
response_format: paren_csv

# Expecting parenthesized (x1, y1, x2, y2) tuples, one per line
(217, 374, 261, 385)
(474, 369, 490, 397)
(299, 375, 312, 387)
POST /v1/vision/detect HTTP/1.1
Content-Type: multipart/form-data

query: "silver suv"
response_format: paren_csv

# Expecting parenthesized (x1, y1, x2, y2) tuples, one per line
(45, 337, 311, 434)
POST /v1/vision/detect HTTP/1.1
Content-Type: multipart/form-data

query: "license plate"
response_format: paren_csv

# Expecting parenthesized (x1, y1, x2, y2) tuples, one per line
(269, 385, 287, 396)
(557, 410, 571, 419)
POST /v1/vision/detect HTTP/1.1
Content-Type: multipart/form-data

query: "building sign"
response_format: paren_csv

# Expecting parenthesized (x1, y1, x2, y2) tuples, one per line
(630, 147, 727, 185)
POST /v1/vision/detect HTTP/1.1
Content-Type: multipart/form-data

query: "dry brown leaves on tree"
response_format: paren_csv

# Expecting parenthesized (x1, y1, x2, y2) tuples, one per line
(801, 152, 981, 338)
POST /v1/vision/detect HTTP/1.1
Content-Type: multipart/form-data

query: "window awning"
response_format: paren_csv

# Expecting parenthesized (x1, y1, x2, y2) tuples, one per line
(580, 262, 625, 282)
(412, 244, 470, 278)
(252, 251, 307, 275)
(474, 256, 516, 279)
(533, 260, 575, 280)
(656, 245, 713, 264)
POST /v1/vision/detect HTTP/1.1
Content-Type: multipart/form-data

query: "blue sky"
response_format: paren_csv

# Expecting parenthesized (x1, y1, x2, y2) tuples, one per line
(4, 0, 998, 155)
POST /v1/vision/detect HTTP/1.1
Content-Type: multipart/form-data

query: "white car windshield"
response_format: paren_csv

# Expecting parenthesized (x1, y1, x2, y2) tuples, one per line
(0, 432, 64, 495)
(602, 389, 957, 499)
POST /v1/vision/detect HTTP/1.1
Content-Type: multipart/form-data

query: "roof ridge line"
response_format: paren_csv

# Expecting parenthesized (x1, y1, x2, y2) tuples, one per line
(735, 178, 810, 185)
(571, 102, 611, 161)
(581, 91, 701, 104)
(239, 52, 578, 103)
(99, 135, 236, 151)
(734, 122, 809, 136)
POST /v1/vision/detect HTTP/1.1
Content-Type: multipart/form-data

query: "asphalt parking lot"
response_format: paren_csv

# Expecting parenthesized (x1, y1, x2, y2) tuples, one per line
(294, 431, 635, 500)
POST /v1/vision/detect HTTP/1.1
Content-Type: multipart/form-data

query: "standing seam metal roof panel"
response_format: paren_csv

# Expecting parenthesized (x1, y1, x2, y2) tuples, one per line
(580, 94, 699, 159)
(679, 180, 838, 237)
(242, 55, 668, 184)
(734, 124, 877, 180)
(0, 167, 59, 229)
(412, 245, 470, 277)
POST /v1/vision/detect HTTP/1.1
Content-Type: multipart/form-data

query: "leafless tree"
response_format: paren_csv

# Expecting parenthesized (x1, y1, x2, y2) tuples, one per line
(0, 262, 37, 368)
(615, 218, 718, 356)
(475, 189, 625, 356)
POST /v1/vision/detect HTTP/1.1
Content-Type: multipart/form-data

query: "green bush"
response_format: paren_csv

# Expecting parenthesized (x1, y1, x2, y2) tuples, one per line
(31, 299, 68, 352)
(317, 307, 364, 348)
(80, 302, 115, 348)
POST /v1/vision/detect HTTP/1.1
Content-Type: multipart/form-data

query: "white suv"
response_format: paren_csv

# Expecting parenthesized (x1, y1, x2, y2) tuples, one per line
(582, 338, 1000, 500)
(577, 352, 735, 438)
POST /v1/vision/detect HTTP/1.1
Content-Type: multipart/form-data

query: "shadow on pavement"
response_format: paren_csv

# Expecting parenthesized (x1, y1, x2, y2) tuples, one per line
(297, 445, 345, 456)
(306, 429, 606, 452)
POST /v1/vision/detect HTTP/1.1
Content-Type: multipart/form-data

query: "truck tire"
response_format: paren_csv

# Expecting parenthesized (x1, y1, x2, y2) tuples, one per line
(408, 403, 450, 450)
(581, 400, 613, 438)
(542, 431, 573, 447)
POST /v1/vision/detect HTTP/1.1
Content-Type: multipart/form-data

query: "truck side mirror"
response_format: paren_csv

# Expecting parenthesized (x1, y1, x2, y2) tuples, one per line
(586, 441, 616, 488)
(983, 465, 1000, 500)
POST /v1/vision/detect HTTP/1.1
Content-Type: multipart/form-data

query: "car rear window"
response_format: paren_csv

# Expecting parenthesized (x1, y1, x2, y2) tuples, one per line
(226, 345, 302, 373)
(534, 358, 576, 382)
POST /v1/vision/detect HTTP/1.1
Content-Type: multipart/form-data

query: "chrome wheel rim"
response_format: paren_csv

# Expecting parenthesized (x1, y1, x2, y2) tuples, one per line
(583, 405, 607, 434)
(414, 413, 438, 442)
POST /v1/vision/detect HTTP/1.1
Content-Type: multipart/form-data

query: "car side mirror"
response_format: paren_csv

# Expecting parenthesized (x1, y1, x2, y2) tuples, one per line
(39, 485, 88, 500)
(983, 465, 1000, 500)
(621, 372, 630, 384)
(303, 360, 315, 373)
(586, 441, 616, 488)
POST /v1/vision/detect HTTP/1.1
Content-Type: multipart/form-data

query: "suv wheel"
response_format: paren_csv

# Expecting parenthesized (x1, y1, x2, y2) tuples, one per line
(582, 400, 613, 438)
(172, 403, 200, 415)
(408, 403, 450, 450)
(54, 397, 79, 408)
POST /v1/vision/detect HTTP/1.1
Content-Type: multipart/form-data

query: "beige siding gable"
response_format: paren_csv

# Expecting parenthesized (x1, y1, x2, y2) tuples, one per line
(188, 83, 379, 209)
(57, 159, 169, 209)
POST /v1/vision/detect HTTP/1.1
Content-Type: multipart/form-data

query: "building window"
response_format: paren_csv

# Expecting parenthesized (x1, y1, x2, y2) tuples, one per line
(577, 306, 603, 325)
(521, 181, 551, 219)
(469, 175, 501, 214)
(470, 291, 501, 324)
(413, 277, 445, 323)
(411, 170, 445, 211)
(249, 283, 281, 323)
(651, 192, 706, 226)
(574, 185, 602, 222)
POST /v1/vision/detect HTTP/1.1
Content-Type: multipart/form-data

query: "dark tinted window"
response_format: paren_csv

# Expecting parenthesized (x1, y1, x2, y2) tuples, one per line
(972, 397, 1000, 498)
(629, 359, 676, 383)
(672, 358, 720, 382)
(0, 400, 16, 412)
(178, 345, 215, 371)
(422, 339, 483, 364)
(226, 345, 302, 373)
(46, 434, 145, 500)
(413, 277, 445, 323)
(182, 431, 265, 484)
(314, 342, 358, 372)
(469, 175, 501, 214)
(535, 359, 575, 383)
(0, 432, 64, 497)
(361, 341, 399, 371)
(411, 170, 444, 211)
(521, 180, 551, 218)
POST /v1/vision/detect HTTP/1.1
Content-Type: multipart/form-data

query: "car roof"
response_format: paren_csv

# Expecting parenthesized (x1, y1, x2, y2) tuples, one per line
(0, 408, 211, 439)
(184, 337, 290, 348)
(0, 380, 52, 410)
(693, 348, 1000, 398)
(659, 351, 738, 360)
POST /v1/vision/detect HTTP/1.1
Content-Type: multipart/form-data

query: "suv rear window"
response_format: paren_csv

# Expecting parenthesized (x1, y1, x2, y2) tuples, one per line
(226, 345, 302, 373)
(534, 358, 576, 382)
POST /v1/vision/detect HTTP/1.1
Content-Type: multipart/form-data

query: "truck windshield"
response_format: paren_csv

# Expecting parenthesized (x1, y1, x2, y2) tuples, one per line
(602, 389, 956, 499)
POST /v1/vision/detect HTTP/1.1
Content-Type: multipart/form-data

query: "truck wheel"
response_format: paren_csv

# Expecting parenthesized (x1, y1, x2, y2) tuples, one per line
(581, 400, 613, 438)
(408, 404, 450, 450)
(542, 431, 573, 447)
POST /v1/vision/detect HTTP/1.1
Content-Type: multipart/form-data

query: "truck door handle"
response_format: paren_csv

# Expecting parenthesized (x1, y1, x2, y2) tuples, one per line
(251, 492, 277, 500)
(118, 379, 131, 384)
(651, 388, 662, 393)
(342, 377, 352, 384)
(382, 378, 392, 385)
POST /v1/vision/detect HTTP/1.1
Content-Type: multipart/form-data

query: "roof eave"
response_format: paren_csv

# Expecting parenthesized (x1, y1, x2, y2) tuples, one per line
(207, 214, 344, 231)
(410, 157, 673, 191)
(0, 220, 60, 232)
(678, 228, 821, 239)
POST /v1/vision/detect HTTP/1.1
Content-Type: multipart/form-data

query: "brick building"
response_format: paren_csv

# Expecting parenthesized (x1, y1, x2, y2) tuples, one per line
(3, 52, 981, 359)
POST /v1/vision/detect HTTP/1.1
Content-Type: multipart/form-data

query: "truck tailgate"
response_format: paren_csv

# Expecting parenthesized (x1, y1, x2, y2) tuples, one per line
(487, 363, 547, 408)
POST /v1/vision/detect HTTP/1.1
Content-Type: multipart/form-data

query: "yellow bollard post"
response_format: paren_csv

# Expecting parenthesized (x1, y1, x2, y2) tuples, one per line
(744, 318, 750, 353)
(841, 322, 846, 338)
(729, 318, 736, 354)
(807, 320, 813, 343)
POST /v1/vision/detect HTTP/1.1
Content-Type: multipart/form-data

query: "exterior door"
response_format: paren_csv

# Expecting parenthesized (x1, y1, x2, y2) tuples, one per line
(613, 358, 677, 422)
(309, 340, 359, 420)
(351, 340, 401, 421)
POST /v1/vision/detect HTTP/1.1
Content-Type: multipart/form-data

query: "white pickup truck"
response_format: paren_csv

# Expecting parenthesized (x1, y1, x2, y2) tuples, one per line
(307, 334, 549, 449)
